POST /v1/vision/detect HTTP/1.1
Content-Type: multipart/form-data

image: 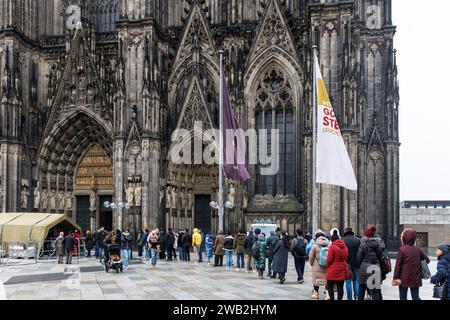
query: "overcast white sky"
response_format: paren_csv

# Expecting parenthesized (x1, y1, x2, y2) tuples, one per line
(394, 0, 450, 201)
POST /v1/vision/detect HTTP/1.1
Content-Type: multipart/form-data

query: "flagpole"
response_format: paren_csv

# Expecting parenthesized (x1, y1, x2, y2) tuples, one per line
(312, 45, 318, 235)
(219, 50, 224, 232)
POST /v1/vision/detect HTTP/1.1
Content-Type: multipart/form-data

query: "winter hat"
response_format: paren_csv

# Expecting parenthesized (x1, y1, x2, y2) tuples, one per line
(436, 243, 450, 254)
(331, 229, 340, 242)
(330, 228, 340, 238)
(364, 226, 377, 238)
(254, 228, 262, 235)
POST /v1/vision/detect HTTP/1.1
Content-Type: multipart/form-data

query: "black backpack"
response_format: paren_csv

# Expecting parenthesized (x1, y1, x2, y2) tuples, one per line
(252, 242, 260, 260)
(292, 237, 307, 257)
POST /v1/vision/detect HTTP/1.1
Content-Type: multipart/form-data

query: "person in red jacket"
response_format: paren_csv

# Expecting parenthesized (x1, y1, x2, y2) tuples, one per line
(326, 229, 349, 300)
(392, 229, 430, 300)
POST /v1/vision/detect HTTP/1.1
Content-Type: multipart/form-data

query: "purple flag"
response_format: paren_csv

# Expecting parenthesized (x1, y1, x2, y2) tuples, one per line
(221, 64, 251, 181)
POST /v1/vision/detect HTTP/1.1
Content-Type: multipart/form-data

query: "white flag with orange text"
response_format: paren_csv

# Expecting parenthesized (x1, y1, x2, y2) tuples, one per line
(315, 52, 357, 190)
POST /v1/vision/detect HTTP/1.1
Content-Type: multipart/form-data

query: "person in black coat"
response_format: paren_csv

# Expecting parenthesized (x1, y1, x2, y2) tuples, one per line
(178, 230, 185, 261)
(95, 227, 107, 259)
(342, 227, 361, 300)
(244, 231, 256, 272)
(62, 232, 76, 264)
(182, 229, 192, 262)
(431, 243, 450, 300)
(266, 231, 276, 278)
(158, 231, 166, 259)
(166, 228, 175, 261)
(272, 232, 289, 284)
(84, 230, 94, 258)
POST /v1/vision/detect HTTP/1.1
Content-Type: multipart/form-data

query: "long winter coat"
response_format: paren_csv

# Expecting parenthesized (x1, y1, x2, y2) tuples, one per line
(343, 232, 361, 269)
(205, 234, 214, 258)
(244, 234, 256, 255)
(214, 234, 225, 256)
(54, 236, 65, 255)
(431, 252, 450, 300)
(272, 239, 289, 274)
(308, 236, 330, 287)
(254, 235, 267, 270)
(356, 237, 384, 285)
(234, 234, 246, 254)
(326, 239, 349, 281)
(393, 229, 430, 288)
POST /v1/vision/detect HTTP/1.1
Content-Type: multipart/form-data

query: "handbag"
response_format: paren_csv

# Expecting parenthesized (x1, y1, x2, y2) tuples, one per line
(421, 260, 431, 280)
(345, 263, 354, 280)
(433, 284, 444, 299)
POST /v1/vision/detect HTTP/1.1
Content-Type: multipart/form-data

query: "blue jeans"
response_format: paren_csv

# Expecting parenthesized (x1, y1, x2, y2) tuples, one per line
(294, 256, 306, 281)
(345, 267, 360, 300)
(121, 249, 131, 268)
(399, 287, 420, 300)
(236, 253, 245, 269)
(178, 247, 185, 261)
(267, 254, 274, 275)
(198, 246, 204, 262)
(151, 248, 158, 265)
(144, 246, 150, 260)
(225, 251, 233, 268)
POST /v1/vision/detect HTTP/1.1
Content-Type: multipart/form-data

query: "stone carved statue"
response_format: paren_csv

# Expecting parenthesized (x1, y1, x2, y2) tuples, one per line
(228, 182, 235, 205)
(58, 191, 66, 211)
(211, 189, 217, 203)
(242, 187, 248, 209)
(179, 189, 186, 210)
(134, 183, 142, 207)
(187, 190, 193, 211)
(89, 191, 97, 211)
(33, 187, 40, 210)
(165, 186, 172, 209)
(41, 189, 48, 210)
(126, 184, 135, 206)
(66, 191, 74, 210)
(21, 187, 29, 209)
(171, 187, 178, 210)
(49, 189, 57, 210)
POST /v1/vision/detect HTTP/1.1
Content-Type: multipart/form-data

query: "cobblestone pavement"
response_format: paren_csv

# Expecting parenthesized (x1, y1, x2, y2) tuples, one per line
(0, 256, 438, 300)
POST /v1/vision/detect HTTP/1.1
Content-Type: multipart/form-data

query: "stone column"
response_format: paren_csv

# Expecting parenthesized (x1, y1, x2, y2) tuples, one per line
(113, 140, 125, 229)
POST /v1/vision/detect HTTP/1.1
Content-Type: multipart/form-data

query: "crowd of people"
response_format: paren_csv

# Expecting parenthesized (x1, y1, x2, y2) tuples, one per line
(52, 225, 449, 301)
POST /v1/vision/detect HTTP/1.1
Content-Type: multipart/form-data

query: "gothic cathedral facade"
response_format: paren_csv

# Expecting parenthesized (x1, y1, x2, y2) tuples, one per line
(0, 0, 400, 247)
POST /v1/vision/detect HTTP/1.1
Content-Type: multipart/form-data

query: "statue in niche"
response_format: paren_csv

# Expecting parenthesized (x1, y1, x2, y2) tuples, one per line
(165, 186, 172, 209)
(41, 189, 48, 210)
(179, 189, 186, 210)
(171, 187, 178, 210)
(89, 190, 97, 211)
(58, 190, 66, 211)
(211, 189, 217, 203)
(49, 189, 57, 210)
(33, 187, 40, 210)
(134, 182, 142, 207)
(21, 187, 29, 209)
(242, 187, 248, 209)
(228, 182, 235, 205)
(126, 184, 135, 206)
(187, 190, 193, 211)
(66, 191, 74, 211)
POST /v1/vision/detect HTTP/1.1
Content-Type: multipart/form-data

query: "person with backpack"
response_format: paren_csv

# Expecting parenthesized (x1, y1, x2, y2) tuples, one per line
(252, 228, 267, 279)
(224, 232, 234, 270)
(214, 230, 225, 267)
(205, 231, 214, 264)
(290, 229, 308, 284)
(342, 227, 361, 300)
(431, 243, 450, 300)
(272, 231, 289, 284)
(234, 230, 246, 271)
(182, 229, 192, 262)
(308, 231, 330, 300)
(356, 226, 384, 300)
(244, 231, 256, 272)
(266, 231, 276, 278)
(325, 229, 349, 300)
(392, 229, 430, 300)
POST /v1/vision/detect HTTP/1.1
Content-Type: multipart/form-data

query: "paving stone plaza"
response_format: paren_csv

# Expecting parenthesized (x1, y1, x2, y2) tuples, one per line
(0, 257, 438, 300)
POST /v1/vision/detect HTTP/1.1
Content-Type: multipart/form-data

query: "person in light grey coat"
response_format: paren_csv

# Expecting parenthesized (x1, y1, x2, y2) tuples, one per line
(272, 232, 290, 284)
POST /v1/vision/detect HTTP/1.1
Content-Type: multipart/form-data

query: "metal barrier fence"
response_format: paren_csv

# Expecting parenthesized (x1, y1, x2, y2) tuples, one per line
(0, 238, 88, 265)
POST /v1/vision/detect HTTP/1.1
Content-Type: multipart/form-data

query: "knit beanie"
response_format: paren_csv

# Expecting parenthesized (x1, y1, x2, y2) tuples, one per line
(364, 226, 377, 238)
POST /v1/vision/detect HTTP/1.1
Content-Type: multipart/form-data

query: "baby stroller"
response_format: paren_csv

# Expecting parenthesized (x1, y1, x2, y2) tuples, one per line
(105, 244, 123, 273)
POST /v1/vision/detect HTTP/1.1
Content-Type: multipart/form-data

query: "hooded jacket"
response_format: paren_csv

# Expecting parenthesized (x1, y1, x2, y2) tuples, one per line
(234, 234, 246, 254)
(192, 228, 202, 247)
(308, 236, 330, 287)
(356, 237, 384, 285)
(431, 246, 450, 300)
(326, 238, 349, 281)
(223, 235, 234, 251)
(393, 229, 430, 288)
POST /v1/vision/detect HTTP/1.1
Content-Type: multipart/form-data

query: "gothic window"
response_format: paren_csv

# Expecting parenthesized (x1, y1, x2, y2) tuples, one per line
(94, 0, 119, 32)
(255, 67, 295, 196)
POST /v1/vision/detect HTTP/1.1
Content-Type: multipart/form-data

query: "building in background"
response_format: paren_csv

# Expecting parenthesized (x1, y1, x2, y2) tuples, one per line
(0, 0, 399, 248)
(400, 201, 450, 255)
